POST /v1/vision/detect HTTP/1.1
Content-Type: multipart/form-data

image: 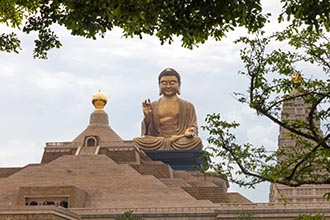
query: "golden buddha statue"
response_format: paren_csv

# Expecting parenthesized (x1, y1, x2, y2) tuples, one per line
(133, 68, 203, 150)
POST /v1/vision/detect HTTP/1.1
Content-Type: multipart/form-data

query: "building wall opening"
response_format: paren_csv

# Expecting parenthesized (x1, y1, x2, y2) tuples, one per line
(25, 197, 69, 208)
(85, 136, 98, 147)
(59, 200, 68, 208)
(43, 201, 55, 205)
(29, 201, 38, 206)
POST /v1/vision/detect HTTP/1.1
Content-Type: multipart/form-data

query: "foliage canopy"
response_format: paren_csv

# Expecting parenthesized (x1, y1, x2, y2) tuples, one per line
(1, 0, 267, 58)
(203, 24, 330, 187)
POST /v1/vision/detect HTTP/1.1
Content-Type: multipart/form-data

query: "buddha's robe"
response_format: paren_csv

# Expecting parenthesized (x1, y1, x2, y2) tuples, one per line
(133, 98, 202, 150)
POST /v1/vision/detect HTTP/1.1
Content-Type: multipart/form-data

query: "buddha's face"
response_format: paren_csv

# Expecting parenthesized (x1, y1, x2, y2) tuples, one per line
(159, 76, 180, 97)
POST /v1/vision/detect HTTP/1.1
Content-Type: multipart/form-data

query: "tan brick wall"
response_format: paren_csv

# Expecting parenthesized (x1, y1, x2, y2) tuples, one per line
(102, 148, 137, 163)
(216, 205, 330, 220)
(17, 186, 87, 208)
(41, 149, 77, 164)
(0, 207, 80, 220)
(159, 178, 191, 187)
(226, 192, 252, 204)
(131, 164, 171, 178)
(182, 187, 227, 203)
(0, 168, 22, 178)
(0, 213, 69, 220)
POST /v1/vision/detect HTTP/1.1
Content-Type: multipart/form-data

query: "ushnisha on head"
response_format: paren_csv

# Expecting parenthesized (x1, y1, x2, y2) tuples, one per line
(158, 68, 181, 83)
(158, 68, 181, 96)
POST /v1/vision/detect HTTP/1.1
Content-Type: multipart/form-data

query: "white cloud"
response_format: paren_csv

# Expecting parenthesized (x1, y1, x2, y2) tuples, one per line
(29, 71, 79, 90)
(247, 124, 278, 151)
(0, 140, 43, 167)
(0, 65, 18, 78)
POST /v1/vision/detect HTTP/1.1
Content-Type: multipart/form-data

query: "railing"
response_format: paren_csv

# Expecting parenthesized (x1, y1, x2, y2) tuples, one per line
(71, 206, 218, 214)
(46, 141, 135, 148)
(216, 202, 330, 208)
(99, 141, 134, 148)
(72, 202, 330, 215)
(46, 142, 81, 148)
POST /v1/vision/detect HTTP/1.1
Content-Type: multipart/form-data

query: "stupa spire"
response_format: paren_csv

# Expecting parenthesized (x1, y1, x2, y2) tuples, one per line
(72, 91, 122, 143)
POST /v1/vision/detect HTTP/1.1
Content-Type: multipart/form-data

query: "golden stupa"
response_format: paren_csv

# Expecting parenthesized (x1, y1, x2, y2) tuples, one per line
(291, 71, 302, 84)
(92, 90, 107, 110)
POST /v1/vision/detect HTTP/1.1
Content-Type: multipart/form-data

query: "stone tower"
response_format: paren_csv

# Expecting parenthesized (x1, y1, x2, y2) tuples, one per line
(269, 73, 329, 204)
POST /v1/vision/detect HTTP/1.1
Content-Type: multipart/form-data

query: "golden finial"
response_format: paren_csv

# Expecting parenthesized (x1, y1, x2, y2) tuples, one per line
(291, 71, 302, 84)
(92, 90, 107, 110)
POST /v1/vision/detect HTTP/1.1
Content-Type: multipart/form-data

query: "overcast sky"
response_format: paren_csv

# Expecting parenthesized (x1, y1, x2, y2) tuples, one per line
(0, 1, 290, 203)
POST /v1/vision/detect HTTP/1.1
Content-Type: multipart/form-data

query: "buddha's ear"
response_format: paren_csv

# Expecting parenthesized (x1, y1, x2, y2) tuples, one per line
(177, 83, 181, 95)
(159, 88, 162, 96)
(177, 88, 181, 95)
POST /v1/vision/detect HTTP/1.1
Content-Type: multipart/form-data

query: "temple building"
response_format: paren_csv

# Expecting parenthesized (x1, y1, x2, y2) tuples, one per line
(0, 89, 330, 219)
(269, 80, 330, 204)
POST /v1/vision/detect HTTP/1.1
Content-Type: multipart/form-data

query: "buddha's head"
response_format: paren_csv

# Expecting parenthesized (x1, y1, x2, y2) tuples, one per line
(158, 68, 181, 96)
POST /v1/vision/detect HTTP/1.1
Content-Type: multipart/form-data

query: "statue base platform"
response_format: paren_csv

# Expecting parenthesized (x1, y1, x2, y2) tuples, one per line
(144, 150, 206, 171)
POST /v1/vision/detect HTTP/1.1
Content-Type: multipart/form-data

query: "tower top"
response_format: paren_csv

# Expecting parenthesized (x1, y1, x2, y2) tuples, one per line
(92, 90, 107, 110)
(291, 71, 302, 84)
(72, 91, 122, 143)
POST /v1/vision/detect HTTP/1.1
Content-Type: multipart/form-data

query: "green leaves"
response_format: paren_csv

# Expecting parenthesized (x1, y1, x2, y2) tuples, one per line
(0, 0, 23, 28)
(1, 0, 330, 58)
(0, 33, 21, 53)
(280, 0, 330, 32)
(204, 21, 330, 187)
(203, 113, 277, 187)
(295, 213, 325, 220)
(0, 0, 267, 58)
(115, 211, 143, 220)
(33, 28, 62, 59)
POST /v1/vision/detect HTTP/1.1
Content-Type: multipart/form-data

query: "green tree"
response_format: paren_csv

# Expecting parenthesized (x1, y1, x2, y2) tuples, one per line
(203, 25, 330, 187)
(279, 0, 330, 31)
(295, 213, 325, 220)
(115, 211, 143, 220)
(235, 210, 255, 220)
(1, 0, 330, 59)
(0, 0, 267, 59)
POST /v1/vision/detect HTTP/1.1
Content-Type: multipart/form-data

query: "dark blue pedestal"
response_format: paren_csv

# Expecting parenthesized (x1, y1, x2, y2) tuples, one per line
(144, 150, 206, 171)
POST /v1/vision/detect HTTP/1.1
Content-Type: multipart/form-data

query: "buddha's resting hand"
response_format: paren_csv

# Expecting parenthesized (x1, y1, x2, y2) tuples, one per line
(170, 134, 186, 142)
(168, 127, 195, 143)
(184, 127, 195, 138)
(142, 99, 153, 124)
